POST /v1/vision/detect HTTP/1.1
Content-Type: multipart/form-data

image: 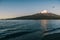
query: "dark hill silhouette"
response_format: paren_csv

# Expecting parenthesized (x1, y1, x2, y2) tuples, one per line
(5, 13, 60, 20)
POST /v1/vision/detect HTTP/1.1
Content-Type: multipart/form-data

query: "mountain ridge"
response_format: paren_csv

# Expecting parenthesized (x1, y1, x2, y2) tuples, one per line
(5, 12, 60, 20)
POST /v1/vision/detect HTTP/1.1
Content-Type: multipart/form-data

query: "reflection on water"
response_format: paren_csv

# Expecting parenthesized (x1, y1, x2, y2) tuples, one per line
(40, 20, 48, 31)
(0, 20, 60, 40)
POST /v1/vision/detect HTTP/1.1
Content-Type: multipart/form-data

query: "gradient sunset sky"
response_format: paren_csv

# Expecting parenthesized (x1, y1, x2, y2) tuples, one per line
(0, 0, 60, 19)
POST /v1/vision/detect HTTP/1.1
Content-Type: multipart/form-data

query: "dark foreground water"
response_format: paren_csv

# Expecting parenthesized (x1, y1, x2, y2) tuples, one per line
(0, 20, 60, 40)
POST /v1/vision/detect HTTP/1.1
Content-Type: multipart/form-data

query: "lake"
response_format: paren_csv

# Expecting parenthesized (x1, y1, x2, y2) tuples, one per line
(0, 20, 60, 40)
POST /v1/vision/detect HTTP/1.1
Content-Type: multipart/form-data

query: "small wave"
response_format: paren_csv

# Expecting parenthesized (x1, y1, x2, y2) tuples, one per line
(0, 29, 40, 40)
(42, 33, 60, 40)
(43, 28, 60, 33)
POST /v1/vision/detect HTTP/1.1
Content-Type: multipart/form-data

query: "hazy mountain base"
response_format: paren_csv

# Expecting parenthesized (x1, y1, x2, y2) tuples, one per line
(4, 13, 60, 20)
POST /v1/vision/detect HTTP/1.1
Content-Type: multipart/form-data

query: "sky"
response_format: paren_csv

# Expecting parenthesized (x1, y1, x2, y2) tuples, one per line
(0, 0, 60, 19)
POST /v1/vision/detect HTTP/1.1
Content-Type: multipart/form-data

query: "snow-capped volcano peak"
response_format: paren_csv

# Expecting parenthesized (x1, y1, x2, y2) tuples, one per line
(40, 10, 48, 13)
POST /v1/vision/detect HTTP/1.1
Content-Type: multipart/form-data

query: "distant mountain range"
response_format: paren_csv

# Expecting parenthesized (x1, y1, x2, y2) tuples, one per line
(5, 13, 60, 20)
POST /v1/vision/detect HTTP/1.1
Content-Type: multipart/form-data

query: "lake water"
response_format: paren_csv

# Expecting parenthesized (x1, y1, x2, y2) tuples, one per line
(0, 20, 60, 40)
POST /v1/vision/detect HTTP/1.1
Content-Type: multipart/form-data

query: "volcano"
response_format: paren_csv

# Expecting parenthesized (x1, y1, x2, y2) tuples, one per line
(5, 10, 60, 20)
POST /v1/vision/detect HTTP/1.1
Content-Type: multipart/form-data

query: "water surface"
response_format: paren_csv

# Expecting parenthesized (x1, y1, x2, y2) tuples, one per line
(0, 20, 60, 40)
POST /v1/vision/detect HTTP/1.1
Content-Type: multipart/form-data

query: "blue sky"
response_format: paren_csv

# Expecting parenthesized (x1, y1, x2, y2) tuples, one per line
(0, 0, 60, 19)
